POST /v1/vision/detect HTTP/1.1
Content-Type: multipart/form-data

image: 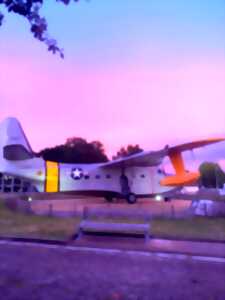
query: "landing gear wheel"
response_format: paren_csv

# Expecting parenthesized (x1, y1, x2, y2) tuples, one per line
(126, 193, 137, 204)
(105, 195, 113, 203)
(164, 197, 171, 202)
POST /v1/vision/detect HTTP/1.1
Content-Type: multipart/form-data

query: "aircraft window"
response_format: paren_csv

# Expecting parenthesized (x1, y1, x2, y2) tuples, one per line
(13, 184, 22, 188)
(106, 174, 111, 179)
(0, 173, 2, 178)
(22, 183, 31, 191)
(140, 174, 146, 178)
(22, 186, 28, 192)
(4, 178, 13, 185)
(13, 186, 21, 192)
(157, 169, 165, 174)
(4, 187, 11, 193)
(95, 175, 101, 179)
(14, 178, 21, 185)
(84, 175, 90, 180)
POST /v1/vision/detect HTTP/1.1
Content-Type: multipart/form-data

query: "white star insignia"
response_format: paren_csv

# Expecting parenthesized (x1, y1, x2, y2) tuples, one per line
(71, 168, 83, 180)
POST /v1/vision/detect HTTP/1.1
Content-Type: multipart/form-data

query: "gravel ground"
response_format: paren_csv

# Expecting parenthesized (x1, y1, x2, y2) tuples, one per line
(0, 242, 224, 300)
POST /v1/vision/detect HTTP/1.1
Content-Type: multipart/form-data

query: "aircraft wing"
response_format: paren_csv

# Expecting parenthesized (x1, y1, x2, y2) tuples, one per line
(100, 138, 224, 170)
(100, 148, 168, 168)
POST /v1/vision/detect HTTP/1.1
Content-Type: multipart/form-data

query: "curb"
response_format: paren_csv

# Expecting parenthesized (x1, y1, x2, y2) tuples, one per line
(0, 236, 224, 262)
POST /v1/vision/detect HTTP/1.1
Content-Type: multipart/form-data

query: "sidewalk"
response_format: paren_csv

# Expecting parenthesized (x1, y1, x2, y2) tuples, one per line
(72, 235, 225, 258)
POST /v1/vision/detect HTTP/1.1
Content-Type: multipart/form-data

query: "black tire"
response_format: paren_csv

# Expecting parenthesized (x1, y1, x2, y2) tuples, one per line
(164, 197, 171, 202)
(126, 193, 137, 204)
(105, 195, 113, 202)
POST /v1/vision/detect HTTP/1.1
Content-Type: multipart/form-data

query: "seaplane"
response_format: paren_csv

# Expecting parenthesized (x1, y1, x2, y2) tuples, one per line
(0, 117, 224, 204)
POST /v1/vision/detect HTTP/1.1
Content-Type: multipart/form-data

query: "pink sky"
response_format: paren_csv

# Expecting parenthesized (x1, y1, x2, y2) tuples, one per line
(1, 52, 225, 159)
(1, 1, 225, 163)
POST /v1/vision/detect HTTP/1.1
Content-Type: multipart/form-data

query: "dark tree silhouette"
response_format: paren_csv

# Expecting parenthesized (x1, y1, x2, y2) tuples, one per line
(0, 0, 80, 58)
(113, 144, 143, 160)
(38, 137, 109, 163)
(199, 162, 225, 189)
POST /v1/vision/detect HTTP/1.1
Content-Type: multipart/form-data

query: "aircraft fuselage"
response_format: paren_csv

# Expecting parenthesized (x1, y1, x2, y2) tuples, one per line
(2, 157, 175, 198)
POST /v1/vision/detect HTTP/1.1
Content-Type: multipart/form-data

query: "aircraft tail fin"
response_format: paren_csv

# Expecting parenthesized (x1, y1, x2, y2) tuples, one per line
(160, 138, 225, 186)
(0, 117, 34, 162)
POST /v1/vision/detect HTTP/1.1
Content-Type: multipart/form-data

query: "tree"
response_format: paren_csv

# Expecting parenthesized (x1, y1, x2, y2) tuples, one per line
(199, 162, 225, 189)
(38, 137, 109, 163)
(113, 144, 143, 160)
(0, 0, 80, 58)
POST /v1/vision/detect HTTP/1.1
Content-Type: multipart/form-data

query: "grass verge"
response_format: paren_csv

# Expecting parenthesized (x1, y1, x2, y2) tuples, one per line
(0, 202, 80, 240)
(0, 201, 225, 241)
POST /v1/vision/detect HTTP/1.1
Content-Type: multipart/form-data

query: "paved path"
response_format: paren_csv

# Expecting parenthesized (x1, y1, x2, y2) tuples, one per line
(0, 241, 224, 300)
(73, 235, 225, 258)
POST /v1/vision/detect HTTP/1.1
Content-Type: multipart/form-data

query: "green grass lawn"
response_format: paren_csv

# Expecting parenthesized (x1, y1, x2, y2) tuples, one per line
(0, 201, 225, 241)
(152, 217, 225, 241)
(0, 202, 80, 240)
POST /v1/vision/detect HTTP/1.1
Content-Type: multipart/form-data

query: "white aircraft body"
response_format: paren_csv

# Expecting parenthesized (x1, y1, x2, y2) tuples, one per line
(0, 118, 223, 203)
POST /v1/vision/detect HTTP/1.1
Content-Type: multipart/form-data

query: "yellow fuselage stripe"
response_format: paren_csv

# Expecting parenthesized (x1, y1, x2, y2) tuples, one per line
(45, 161, 59, 192)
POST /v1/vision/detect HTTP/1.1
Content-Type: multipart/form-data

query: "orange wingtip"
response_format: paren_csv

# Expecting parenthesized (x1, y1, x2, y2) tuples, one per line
(160, 172, 200, 187)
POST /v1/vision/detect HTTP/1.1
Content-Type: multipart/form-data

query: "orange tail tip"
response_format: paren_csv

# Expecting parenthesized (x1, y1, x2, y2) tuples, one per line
(160, 172, 200, 187)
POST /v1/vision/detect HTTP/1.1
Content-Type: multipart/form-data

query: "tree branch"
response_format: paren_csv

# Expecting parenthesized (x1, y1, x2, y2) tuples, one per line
(0, 0, 81, 58)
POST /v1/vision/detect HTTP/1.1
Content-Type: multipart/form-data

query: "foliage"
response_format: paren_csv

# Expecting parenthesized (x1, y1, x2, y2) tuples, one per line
(112, 144, 143, 160)
(199, 162, 225, 188)
(0, 0, 80, 58)
(38, 137, 109, 163)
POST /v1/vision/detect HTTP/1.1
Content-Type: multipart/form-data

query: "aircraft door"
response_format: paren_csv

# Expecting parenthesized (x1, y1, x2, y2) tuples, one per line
(120, 173, 131, 196)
